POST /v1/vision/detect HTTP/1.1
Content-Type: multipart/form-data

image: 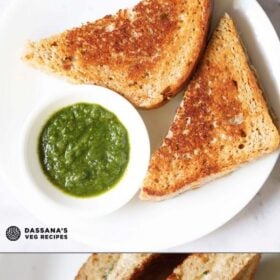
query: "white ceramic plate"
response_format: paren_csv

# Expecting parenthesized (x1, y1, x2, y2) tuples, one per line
(0, 254, 279, 280)
(0, 0, 279, 251)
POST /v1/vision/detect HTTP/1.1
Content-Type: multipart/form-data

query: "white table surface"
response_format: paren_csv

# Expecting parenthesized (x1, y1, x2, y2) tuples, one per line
(0, 0, 279, 252)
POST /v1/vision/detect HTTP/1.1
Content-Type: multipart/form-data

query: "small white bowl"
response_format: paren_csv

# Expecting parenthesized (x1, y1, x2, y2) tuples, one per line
(20, 85, 150, 221)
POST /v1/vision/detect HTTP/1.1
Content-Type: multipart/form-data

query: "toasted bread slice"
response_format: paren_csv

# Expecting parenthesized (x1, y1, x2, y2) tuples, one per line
(23, 0, 212, 109)
(75, 253, 158, 280)
(75, 254, 121, 280)
(140, 14, 280, 200)
(134, 254, 189, 280)
(167, 254, 261, 280)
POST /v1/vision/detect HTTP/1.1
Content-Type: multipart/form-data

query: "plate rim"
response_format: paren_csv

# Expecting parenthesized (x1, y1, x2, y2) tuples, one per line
(0, 0, 279, 251)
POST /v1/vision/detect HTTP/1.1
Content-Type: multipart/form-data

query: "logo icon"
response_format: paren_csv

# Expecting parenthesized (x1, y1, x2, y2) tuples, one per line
(6, 226, 21, 241)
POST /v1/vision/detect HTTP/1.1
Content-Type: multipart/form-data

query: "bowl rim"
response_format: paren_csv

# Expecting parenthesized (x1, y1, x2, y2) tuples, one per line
(19, 85, 150, 220)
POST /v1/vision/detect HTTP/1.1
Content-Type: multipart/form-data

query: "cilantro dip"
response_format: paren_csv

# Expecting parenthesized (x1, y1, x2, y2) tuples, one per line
(38, 103, 130, 197)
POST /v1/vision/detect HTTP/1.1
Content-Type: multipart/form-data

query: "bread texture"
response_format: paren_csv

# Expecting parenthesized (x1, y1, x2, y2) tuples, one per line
(75, 254, 121, 280)
(75, 253, 157, 280)
(140, 14, 280, 200)
(75, 253, 260, 280)
(167, 254, 261, 280)
(23, 0, 212, 109)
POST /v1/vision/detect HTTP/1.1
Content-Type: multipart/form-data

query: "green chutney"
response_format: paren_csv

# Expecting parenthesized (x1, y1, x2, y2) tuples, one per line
(38, 103, 130, 198)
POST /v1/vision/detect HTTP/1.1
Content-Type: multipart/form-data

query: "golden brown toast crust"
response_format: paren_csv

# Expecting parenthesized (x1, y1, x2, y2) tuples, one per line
(167, 254, 261, 280)
(23, 0, 213, 108)
(75, 253, 158, 280)
(65, 1, 179, 75)
(140, 14, 280, 200)
(75, 254, 121, 280)
(233, 254, 261, 280)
